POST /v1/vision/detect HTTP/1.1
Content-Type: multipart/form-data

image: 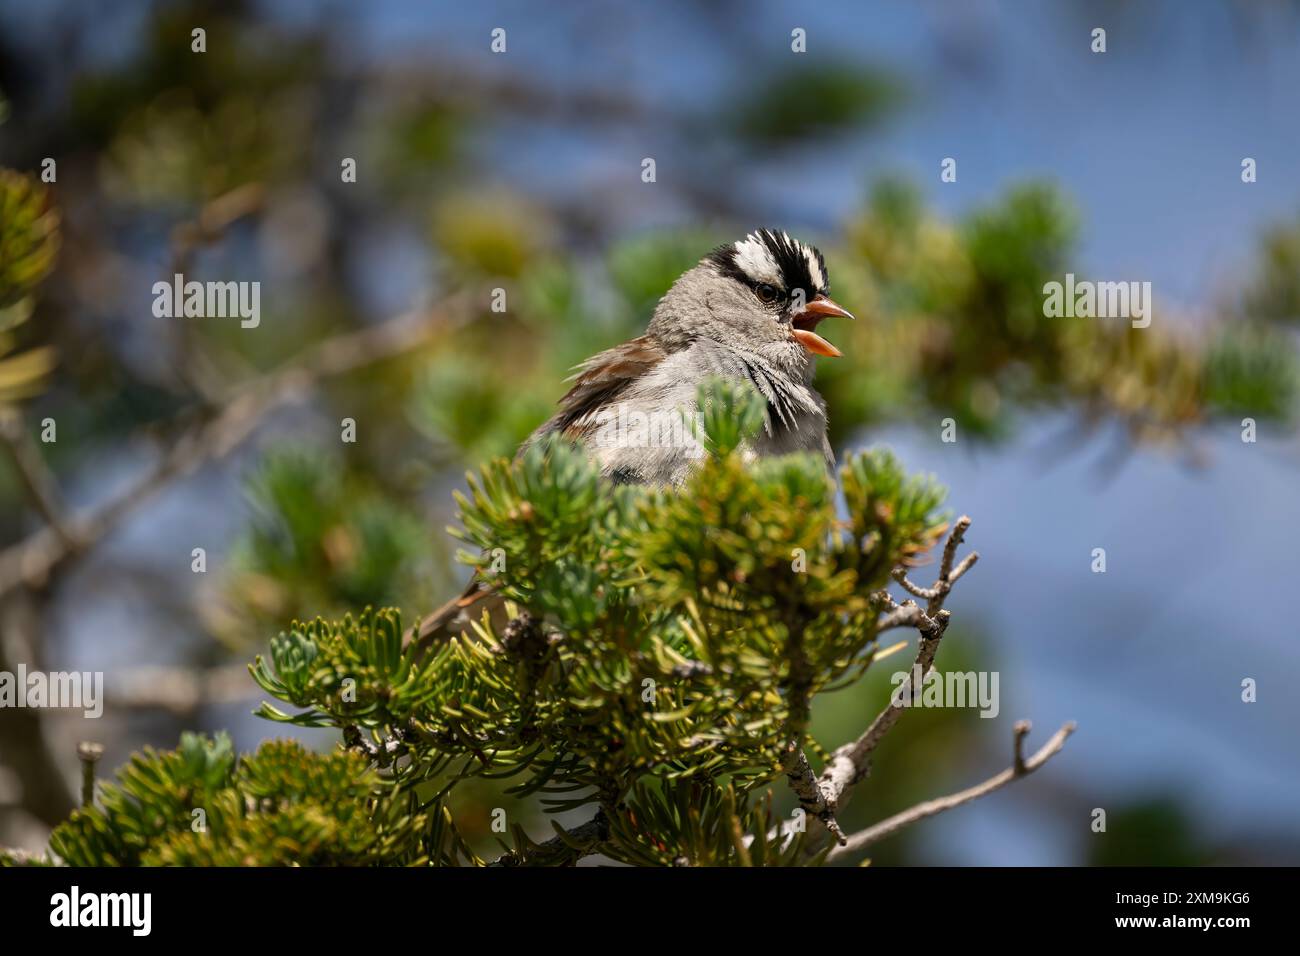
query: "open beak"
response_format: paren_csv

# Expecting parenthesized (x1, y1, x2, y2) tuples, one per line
(791, 294, 855, 358)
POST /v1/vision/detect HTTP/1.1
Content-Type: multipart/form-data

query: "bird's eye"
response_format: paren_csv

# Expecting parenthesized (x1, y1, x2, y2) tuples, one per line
(755, 283, 780, 304)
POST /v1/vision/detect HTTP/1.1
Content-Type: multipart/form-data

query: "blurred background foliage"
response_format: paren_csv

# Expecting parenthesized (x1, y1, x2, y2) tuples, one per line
(0, 169, 58, 404)
(1, 0, 1298, 865)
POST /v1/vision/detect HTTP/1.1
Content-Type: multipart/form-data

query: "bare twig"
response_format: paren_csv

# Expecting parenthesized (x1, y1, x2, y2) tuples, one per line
(75, 741, 103, 809)
(1014, 719, 1032, 774)
(796, 518, 978, 859)
(781, 744, 846, 845)
(818, 519, 976, 797)
(813, 614, 950, 830)
(890, 568, 940, 601)
(826, 722, 1076, 862)
(774, 605, 847, 843)
(947, 551, 979, 588)
(935, 516, 971, 588)
(894, 520, 982, 616)
(844, 617, 947, 761)
(876, 598, 950, 635)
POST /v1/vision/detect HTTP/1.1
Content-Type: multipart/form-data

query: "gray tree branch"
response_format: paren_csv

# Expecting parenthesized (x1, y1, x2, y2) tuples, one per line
(826, 721, 1076, 863)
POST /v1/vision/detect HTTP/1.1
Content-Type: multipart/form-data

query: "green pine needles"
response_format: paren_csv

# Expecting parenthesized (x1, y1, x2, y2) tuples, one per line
(44, 733, 469, 867)
(14, 379, 965, 867)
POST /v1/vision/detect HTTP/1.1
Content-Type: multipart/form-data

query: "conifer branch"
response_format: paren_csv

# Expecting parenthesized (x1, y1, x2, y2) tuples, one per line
(489, 811, 610, 867)
(495, 513, 1002, 866)
(33, 412, 1074, 868)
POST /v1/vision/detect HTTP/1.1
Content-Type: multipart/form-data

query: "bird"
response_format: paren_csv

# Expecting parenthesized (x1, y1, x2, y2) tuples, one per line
(409, 229, 854, 646)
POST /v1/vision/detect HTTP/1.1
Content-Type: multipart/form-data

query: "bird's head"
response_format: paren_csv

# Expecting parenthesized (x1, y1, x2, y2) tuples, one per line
(648, 229, 854, 365)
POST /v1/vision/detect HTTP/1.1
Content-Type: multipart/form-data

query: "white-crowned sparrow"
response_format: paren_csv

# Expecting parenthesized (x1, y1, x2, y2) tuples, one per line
(411, 230, 852, 645)
(523, 228, 852, 485)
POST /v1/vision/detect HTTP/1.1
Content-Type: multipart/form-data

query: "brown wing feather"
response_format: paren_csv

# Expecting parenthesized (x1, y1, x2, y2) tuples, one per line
(531, 335, 667, 444)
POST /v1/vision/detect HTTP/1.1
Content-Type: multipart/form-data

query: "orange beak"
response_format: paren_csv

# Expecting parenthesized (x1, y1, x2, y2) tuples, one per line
(791, 294, 855, 358)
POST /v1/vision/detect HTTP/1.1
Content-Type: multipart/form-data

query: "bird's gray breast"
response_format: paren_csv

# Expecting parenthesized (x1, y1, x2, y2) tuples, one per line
(583, 341, 831, 485)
